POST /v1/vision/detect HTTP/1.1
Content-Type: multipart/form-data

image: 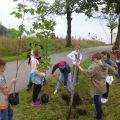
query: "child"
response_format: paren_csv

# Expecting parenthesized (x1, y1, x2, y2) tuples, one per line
(27, 43, 43, 91)
(51, 61, 72, 94)
(29, 50, 46, 106)
(88, 59, 96, 70)
(101, 51, 120, 103)
(0, 58, 17, 120)
(76, 53, 116, 120)
(67, 45, 82, 84)
(111, 46, 120, 78)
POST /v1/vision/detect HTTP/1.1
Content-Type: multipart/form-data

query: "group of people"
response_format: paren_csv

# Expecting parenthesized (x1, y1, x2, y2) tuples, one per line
(0, 44, 120, 120)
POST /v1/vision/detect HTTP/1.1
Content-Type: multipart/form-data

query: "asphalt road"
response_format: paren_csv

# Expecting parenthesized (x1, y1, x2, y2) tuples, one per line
(4, 46, 112, 93)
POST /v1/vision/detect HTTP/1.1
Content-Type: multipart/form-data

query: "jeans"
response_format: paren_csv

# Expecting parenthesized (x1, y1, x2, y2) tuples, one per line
(0, 105, 13, 120)
(56, 73, 72, 93)
(94, 95, 103, 119)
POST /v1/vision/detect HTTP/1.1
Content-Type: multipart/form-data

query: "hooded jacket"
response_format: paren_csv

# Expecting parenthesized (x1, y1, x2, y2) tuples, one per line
(51, 61, 70, 86)
(83, 62, 116, 95)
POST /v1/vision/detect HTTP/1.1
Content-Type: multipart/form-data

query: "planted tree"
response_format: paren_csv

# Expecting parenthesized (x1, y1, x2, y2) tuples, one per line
(10, 0, 56, 98)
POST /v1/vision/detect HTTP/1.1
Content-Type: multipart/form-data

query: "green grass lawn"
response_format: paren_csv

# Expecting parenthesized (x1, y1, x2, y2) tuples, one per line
(12, 55, 120, 120)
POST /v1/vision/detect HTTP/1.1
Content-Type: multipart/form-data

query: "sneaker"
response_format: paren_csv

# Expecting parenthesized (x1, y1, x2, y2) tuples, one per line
(26, 86, 31, 91)
(37, 98, 40, 101)
(31, 101, 41, 106)
(54, 90, 58, 94)
(101, 98, 108, 103)
(75, 80, 80, 85)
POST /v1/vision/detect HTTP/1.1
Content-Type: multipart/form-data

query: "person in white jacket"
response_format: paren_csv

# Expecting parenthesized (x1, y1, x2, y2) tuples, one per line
(67, 45, 82, 85)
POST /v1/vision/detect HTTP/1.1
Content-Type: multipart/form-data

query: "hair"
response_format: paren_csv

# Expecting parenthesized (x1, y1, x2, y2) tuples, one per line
(76, 45, 80, 49)
(33, 50, 40, 57)
(101, 51, 110, 58)
(112, 45, 119, 50)
(92, 53, 101, 60)
(0, 58, 6, 67)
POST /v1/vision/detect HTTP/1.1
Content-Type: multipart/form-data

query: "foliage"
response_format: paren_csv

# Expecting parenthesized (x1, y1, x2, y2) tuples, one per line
(10, 0, 56, 72)
(0, 24, 10, 36)
(50, 0, 103, 47)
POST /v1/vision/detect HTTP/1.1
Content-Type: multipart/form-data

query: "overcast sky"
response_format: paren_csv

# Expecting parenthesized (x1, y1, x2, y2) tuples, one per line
(0, 0, 118, 44)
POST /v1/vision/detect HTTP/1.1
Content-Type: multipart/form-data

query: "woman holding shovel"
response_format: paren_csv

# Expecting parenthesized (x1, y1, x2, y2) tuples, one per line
(51, 61, 73, 94)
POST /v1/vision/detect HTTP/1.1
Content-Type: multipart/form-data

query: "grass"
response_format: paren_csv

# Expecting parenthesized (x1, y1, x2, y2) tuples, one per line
(0, 37, 106, 61)
(12, 54, 120, 120)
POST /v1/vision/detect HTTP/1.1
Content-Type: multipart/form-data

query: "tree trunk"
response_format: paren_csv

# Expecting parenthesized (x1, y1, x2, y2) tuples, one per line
(115, 16, 120, 46)
(111, 29, 113, 45)
(66, 11, 72, 47)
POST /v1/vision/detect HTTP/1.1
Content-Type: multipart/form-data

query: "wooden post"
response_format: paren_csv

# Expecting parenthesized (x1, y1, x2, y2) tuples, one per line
(67, 49, 81, 120)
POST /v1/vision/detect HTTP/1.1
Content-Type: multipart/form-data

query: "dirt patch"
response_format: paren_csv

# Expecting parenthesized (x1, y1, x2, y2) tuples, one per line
(62, 92, 82, 107)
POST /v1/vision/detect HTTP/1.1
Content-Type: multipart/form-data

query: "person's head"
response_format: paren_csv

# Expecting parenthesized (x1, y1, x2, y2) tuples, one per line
(58, 61, 66, 69)
(112, 46, 119, 53)
(75, 45, 80, 52)
(0, 58, 6, 73)
(33, 50, 41, 59)
(92, 53, 102, 64)
(101, 51, 110, 59)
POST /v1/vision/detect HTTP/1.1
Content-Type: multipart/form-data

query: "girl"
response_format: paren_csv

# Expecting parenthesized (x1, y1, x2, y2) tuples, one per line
(29, 50, 46, 106)
(101, 51, 120, 103)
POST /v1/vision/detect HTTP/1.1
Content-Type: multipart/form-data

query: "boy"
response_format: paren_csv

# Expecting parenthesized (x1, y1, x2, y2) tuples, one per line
(0, 58, 17, 120)
(76, 53, 116, 120)
(67, 45, 82, 84)
(51, 61, 72, 94)
(111, 45, 120, 79)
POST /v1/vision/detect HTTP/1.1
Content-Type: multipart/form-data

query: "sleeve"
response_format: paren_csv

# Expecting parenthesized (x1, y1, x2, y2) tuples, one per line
(31, 59, 45, 77)
(83, 67, 97, 78)
(51, 64, 59, 74)
(67, 51, 75, 61)
(109, 59, 118, 69)
(0, 79, 7, 90)
(31, 59, 38, 72)
(108, 65, 117, 75)
(79, 53, 82, 60)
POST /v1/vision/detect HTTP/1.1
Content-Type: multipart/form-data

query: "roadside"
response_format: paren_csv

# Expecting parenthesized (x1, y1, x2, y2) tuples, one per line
(3, 46, 112, 93)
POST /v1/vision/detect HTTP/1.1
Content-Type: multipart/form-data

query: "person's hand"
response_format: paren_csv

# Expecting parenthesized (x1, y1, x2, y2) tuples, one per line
(64, 86, 67, 89)
(11, 78, 17, 83)
(41, 73, 46, 77)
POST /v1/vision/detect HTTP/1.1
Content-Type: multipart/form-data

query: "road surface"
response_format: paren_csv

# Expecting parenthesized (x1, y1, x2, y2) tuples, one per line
(4, 46, 112, 92)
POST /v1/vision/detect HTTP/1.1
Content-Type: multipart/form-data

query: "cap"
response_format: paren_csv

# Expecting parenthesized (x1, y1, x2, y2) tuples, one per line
(58, 61, 66, 69)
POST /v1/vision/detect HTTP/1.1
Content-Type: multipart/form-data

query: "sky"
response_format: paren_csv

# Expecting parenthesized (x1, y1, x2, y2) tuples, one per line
(0, 0, 118, 44)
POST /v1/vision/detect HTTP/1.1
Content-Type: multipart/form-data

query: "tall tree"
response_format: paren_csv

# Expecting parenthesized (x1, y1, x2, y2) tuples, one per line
(50, 0, 103, 46)
(100, 7, 118, 44)
(104, 0, 120, 46)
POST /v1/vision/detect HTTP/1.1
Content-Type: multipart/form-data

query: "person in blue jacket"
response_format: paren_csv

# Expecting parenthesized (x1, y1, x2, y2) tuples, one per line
(51, 61, 73, 94)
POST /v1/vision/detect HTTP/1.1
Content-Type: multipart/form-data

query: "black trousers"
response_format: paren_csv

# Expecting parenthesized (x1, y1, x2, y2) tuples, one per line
(102, 82, 109, 99)
(32, 83, 42, 102)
